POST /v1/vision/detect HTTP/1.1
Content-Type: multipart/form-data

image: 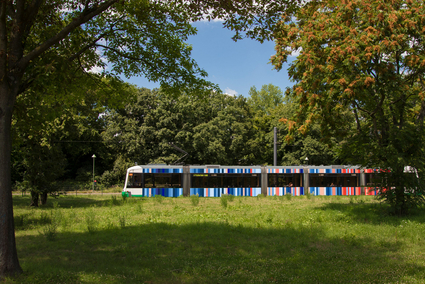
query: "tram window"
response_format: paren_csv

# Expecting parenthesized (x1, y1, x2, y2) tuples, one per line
(347, 175, 358, 187)
(171, 173, 182, 187)
(155, 174, 172, 188)
(128, 173, 142, 188)
(192, 174, 208, 188)
(144, 174, 154, 188)
(208, 174, 222, 188)
(244, 174, 260, 187)
(310, 174, 359, 187)
(365, 173, 380, 186)
(268, 174, 301, 187)
(224, 175, 243, 187)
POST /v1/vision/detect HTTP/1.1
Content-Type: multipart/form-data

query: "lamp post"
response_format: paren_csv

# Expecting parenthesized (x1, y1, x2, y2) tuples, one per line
(305, 157, 309, 166)
(92, 154, 96, 193)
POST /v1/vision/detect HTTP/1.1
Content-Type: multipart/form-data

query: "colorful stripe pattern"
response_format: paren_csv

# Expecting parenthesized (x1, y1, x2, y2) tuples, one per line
(267, 169, 304, 173)
(190, 187, 262, 197)
(268, 187, 304, 196)
(365, 187, 379, 195)
(190, 168, 261, 174)
(309, 187, 363, 196)
(309, 169, 361, 174)
(142, 168, 183, 173)
(125, 188, 183, 197)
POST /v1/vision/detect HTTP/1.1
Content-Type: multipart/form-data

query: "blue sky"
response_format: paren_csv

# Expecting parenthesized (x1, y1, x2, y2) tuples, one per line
(124, 21, 295, 97)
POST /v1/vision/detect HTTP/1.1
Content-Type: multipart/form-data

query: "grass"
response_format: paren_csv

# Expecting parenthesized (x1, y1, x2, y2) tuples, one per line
(6, 194, 425, 283)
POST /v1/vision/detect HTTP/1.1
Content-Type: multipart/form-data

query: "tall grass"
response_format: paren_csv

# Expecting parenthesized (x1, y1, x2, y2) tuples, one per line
(9, 194, 425, 284)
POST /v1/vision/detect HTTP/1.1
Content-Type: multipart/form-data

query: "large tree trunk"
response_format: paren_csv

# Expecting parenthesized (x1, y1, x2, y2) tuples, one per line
(0, 83, 22, 278)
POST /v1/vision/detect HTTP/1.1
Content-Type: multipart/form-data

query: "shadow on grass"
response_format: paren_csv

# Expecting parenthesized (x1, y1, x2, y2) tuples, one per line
(13, 221, 424, 283)
(12, 195, 139, 210)
(317, 198, 425, 226)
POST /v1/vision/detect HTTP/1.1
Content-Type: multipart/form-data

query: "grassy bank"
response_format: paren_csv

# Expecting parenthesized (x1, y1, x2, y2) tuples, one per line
(6, 194, 425, 283)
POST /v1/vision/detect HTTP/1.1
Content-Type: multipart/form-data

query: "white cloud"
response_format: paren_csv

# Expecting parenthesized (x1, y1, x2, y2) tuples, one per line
(224, 87, 238, 96)
(88, 65, 104, 74)
(87, 47, 108, 74)
(288, 47, 302, 57)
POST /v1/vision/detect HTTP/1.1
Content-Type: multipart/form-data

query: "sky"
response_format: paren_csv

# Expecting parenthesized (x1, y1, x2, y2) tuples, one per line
(124, 21, 295, 97)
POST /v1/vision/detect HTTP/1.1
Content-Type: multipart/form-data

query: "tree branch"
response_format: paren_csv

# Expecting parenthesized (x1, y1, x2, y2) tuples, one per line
(16, 0, 119, 73)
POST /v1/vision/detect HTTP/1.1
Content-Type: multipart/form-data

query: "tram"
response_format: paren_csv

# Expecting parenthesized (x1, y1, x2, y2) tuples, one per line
(123, 164, 380, 197)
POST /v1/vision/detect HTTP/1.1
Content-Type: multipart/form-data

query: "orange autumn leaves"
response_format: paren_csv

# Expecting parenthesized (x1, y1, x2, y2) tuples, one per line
(272, 0, 425, 139)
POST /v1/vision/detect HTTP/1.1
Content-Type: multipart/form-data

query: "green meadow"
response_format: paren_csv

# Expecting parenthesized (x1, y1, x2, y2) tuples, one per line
(6, 194, 425, 283)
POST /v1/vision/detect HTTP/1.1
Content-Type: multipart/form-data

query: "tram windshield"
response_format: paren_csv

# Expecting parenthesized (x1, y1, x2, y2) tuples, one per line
(126, 172, 182, 188)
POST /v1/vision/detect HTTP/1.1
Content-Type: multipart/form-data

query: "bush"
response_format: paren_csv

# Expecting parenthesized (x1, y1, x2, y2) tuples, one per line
(227, 194, 235, 202)
(85, 208, 98, 233)
(154, 194, 164, 204)
(220, 195, 228, 209)
(305, 190, 313, 199)
(285, 193, 292, 201)
(109, 195, 121, 206)
(191, 194, 200, 206)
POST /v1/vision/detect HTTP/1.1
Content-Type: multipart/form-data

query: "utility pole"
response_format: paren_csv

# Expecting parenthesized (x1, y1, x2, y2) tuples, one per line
(274, 127, 277, 166)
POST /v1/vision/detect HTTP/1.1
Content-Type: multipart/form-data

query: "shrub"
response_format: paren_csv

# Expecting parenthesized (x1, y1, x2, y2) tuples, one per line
(119, 214, 126, 228)
(305, 190, 313, 199)
(220, 195, 228, 209)
(40, 203, 62, 241)
(191, 194, 200, 206)
(154, 194, 164, 204)
(85, 208, 98, 233)
(109, 195, 121, 206)
(285, 193, 292, 201)
(227, 194, 235, 202)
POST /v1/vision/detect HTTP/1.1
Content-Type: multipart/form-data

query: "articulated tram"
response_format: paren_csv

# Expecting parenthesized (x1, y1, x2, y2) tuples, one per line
(123, 164, 379, 197)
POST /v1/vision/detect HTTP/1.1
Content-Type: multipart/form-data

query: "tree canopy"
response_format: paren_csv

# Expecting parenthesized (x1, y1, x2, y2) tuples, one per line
(271, 0, 425, 214)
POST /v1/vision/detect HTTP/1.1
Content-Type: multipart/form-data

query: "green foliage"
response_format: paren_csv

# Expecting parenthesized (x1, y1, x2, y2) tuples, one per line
(103, 88, 259, 165)
(248, 84, 283, 115)
(154, 195, 164, 205)
(85, 208, 98, 233)
(40, 202, 62, 241)
(109, 195, 121, 206)
(285, 193, 292, 201)
(220, 195, 228, 209)
(271, 0, 425, 213)
(305, 190, 314, 200)
(227, 194, 235, 202)
(121, 193, 127, 203)
(190, 194, 200, 207)
(118, 214, 126, 228)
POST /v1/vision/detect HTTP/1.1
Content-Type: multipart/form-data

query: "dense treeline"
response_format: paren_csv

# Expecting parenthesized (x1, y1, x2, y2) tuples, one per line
(11, 82, 344, 202)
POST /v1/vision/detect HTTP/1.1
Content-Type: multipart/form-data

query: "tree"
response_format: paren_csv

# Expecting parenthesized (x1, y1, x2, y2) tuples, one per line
(12, 75, 129, 206)
(246, 84, 283, 164)
(103, 88, 256, 166)
(0, 0, 299, 277)
(271, 0, 425, 214)
(192, 94, 255, 165)
(247, 83, 284, 115)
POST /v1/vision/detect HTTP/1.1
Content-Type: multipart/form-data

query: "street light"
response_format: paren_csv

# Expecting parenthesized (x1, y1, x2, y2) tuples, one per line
(304, 157, 309, 165)
(92, 154, 96, 193)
